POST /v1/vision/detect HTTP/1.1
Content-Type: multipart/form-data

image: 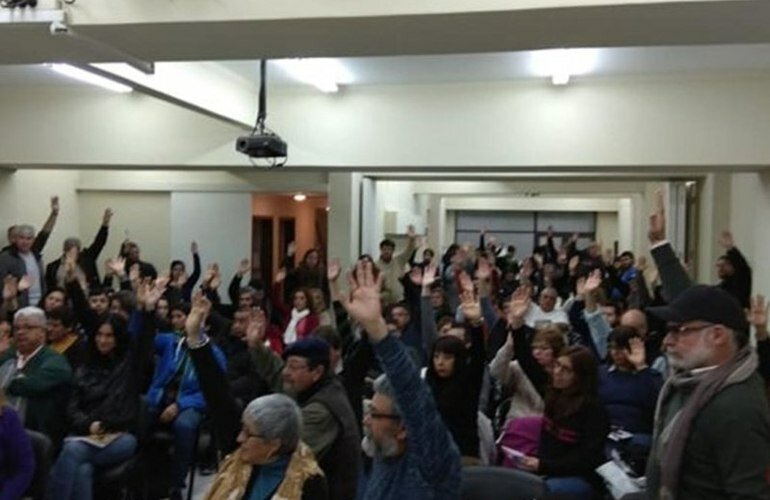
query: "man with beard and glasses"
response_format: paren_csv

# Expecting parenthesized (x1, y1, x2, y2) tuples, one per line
(643, 285, 770, 500)
(341, 260, 461, 499)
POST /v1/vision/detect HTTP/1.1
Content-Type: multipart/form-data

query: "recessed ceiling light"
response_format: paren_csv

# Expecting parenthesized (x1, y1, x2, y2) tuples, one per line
(293, 193, 307, 202)
(529, 49, 599, 86)
(273, 58, 352, 93)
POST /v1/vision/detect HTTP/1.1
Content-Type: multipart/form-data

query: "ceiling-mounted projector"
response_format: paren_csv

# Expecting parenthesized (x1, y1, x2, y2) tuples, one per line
(236, 133, 287, 158)
(236, 59, 287, 165)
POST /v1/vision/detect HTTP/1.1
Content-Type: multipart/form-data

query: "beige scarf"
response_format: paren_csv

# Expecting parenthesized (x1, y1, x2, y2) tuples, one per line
(204, 441, 323, 500)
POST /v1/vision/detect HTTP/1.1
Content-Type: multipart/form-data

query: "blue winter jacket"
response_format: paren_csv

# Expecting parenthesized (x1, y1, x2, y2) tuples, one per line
(146, 333, 226, 412)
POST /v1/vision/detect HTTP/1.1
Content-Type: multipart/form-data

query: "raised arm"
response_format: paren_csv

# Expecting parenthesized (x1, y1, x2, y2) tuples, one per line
(181, 241, 201, 302)
(84, 208, 112, 262)
(340, 261, 461, 481)
(648, 190, 693, 301)
(394, 225, 418, 268)
(581, 270, 611, 358)
(185, 292, 241, 454)
(32, 196, 59, 254)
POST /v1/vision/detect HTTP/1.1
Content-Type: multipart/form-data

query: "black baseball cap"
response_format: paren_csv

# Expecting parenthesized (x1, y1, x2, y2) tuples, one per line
(647, 285, 748, 332)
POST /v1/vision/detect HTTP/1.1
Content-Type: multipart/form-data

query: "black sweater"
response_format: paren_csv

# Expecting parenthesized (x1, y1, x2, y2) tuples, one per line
(538, 399, 609, 480)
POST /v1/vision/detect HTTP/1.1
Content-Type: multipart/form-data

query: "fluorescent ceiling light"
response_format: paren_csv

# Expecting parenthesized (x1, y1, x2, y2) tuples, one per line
(529, 49, 599, 86)
(48, 64, 133, 93)
(293, 193, 307, 202)
(274, 58, 352, 93)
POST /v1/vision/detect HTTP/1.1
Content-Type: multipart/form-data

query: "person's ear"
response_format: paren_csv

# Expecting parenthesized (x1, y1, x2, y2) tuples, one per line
(711, 325, 731, 346)
(395, 422, 408, 441)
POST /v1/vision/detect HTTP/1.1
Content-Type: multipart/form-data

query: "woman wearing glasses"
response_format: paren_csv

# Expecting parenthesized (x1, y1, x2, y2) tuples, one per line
(184, 293, 328, 500)
(517, 345, 609, 500)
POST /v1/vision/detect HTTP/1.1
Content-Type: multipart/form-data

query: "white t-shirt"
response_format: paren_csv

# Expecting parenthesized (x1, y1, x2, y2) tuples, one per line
(20, 252, 41, 305)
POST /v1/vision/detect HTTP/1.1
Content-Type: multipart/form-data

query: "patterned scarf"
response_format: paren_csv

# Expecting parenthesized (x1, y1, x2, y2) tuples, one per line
(650, 347, 757, 500)
(204, 441, 323, 500)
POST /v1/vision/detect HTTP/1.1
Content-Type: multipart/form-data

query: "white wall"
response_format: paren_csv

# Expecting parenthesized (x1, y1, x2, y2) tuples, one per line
(78, 190, 171, 276)
(5, 76, 770, 169)
(170, 192, 252, 296)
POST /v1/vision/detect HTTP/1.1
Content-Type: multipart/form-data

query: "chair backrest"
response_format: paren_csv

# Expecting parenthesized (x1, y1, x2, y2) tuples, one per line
(24, 430, 53, 500)
(461, 466, 546, 500)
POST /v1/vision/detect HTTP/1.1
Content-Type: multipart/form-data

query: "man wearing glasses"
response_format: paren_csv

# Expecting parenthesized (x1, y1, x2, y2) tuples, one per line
(0, 306, 72, 444)
(341, 260, 462, 499)
(644, 285, 770, 500)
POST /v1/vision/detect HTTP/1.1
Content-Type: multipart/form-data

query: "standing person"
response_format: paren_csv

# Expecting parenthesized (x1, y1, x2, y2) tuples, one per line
(164, 241, 201, 306)
(714, 230, 752, 309)
(340, 260, 462, 499)
(45, 208, 113, 291)
(645, 285, 770, 500)
(376, 225, 417, 307)
(0, 224, 46, 308)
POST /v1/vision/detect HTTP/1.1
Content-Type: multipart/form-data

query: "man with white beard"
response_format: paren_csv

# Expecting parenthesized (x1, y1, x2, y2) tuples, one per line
(341, 261, 461, 499)
(644, 285, 770, 500)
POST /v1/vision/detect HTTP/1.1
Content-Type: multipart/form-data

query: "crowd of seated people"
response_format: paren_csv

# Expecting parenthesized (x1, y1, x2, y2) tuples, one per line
(0, 193, 769, 500)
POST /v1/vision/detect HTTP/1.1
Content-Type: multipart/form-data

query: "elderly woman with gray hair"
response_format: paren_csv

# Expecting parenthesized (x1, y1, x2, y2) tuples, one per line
(184, 292, 328, 500)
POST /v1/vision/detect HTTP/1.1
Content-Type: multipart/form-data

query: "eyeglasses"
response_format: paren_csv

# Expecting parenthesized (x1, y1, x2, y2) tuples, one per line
(666, 323, 714, 340)
(364, 408, 401, 421)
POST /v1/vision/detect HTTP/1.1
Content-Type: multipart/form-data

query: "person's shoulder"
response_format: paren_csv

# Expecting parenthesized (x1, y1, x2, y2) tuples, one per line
(701, 373, 770, 423)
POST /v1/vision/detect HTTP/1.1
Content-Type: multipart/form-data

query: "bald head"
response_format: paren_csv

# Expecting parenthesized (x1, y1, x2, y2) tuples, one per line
(620, 309, 648, 338)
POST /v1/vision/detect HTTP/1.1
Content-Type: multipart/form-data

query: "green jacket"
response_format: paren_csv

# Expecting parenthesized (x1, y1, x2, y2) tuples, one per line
(648, 372, 770, 500)
(0, 345, 73, 442)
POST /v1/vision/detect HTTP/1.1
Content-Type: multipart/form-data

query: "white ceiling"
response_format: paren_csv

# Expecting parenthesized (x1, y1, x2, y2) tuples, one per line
(4, 44, 770, 90)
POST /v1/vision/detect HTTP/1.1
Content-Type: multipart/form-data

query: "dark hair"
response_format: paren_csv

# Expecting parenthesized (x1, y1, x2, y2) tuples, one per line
(353, 255, 380, 281)
(428, 335, 467, 380)
(436, 315, 453, 333)
(545, 345, 599, 424)
(170, 302, 191, 316)
(46, 306, 76, 329)
(312, 326, 342, 350)
(111, 290, 136, 314)
(90, 314, 130, 361)
(170, 260, 185, 273)
(619, 251, 635, 260)
(379, 239, 396, 250)
(301, 248, 321, 268)
(88, 287, 110, 298)
(607, 325, 641, 352)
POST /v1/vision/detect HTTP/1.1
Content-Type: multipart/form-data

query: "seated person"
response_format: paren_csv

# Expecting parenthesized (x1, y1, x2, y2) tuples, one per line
(46, 306, 88, 371)
(183, 293, 328, 499)
(145, 301, 226, 500)
(47, 312, 152, 500)
(598, 326, 662, 451)
(0, 387, 35, 499)
(0, 307, 72, 444)
(517, 346, 609, 500)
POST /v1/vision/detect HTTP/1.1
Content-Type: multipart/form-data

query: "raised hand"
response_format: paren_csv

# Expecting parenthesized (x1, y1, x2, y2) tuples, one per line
(102, 207, 114, 226)
(508, 286, 531, 321)
(636, 256, 648, 272)
(185, 291, 211, 344)
(626, 337, 647, 369)
(245, 308, 268, 348)
(459, 289, 482, 324)
(327, 258, 341, 283)
(17, 275, 31, 292)
(406, 224, 416, 239)
(50, 196, 60, 215)
(750, 295, 769, 340)
(584, 268, 603, 293)
(208, 263, 222, 290)
(2, 276, 18, 301)
(340, 261, 386, 340)
(575, 276, 587, 297)
(648, 189, 666, 244)
(718, 230, 735, 250)
(147, 276, 169, 308)
(422, 263, 437, 289)
(287, 241, 296, 257)
(106, 257, 126, 277)
(568, 255, 580, 274)
(275, 267, 287, 284)
(190, 240, 199, 254)
(237, 258, 250, 277)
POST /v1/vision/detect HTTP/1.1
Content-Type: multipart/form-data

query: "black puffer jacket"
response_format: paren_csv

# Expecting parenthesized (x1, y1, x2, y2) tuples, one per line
(66, 312, 154, 436)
